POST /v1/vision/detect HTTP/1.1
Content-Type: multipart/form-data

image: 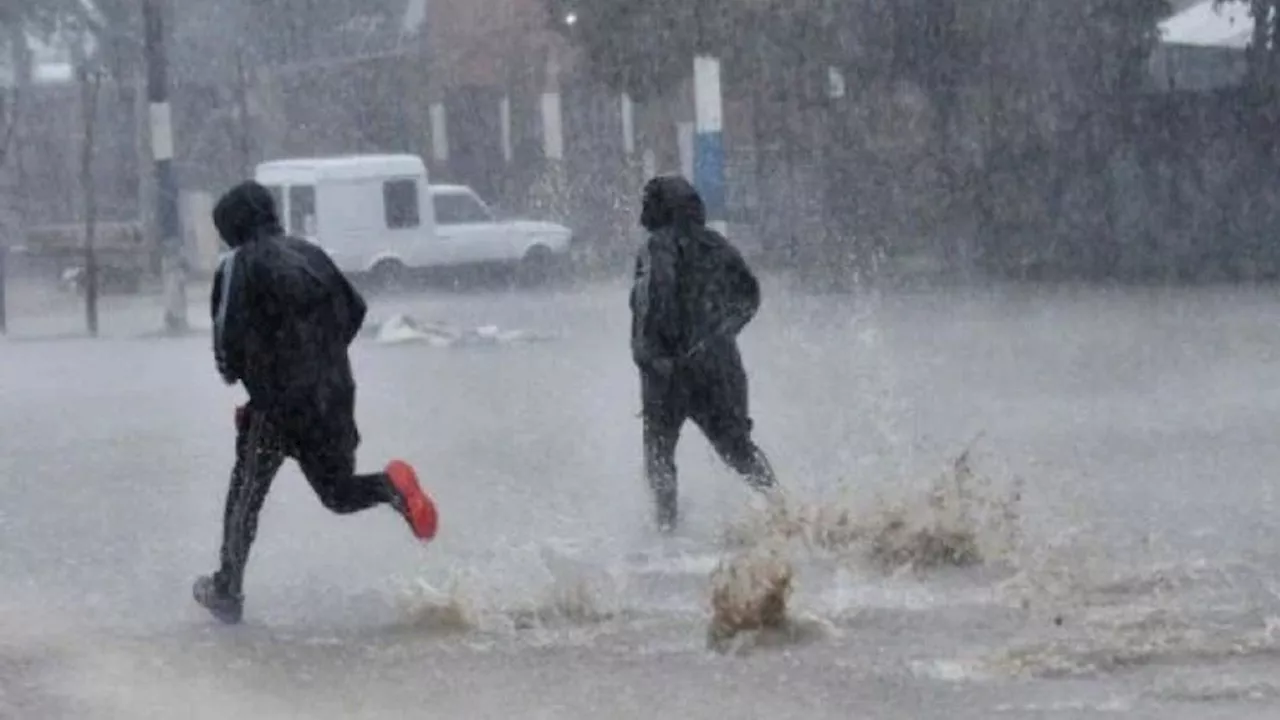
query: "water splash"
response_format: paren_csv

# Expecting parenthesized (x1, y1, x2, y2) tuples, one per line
(706, 539, 794, 652)
(991, 611, 1280, 679)
(720, 442, 1023, 574)
(393, 542, 629, 636)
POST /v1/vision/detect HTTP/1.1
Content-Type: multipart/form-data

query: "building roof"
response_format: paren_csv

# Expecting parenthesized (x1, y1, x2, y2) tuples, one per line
(1160, 0, 1253, 49)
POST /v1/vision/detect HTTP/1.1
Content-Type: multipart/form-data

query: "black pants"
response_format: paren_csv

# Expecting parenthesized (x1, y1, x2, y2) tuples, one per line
(641, 350, 777, 510)
(215, 409, 391, 596)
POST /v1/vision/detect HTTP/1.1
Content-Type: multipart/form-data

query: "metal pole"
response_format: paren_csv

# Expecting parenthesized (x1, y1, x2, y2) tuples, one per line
(78, 61, 101, 337)
(144, 0, 187, 333)
(234, 45, 252, 177)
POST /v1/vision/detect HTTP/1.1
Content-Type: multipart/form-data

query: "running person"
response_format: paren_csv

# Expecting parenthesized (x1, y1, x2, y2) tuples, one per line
(194, 180, 438, 624)
(629, 175, 779, 532)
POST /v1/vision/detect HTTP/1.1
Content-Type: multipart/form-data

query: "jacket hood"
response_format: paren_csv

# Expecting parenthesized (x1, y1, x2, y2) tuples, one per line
(213, 180, 283, 247)
(640, 175, 706, 232)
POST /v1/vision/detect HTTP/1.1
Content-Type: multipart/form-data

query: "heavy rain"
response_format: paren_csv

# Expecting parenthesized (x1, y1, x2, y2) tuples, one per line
(3, 0, 1280, 717)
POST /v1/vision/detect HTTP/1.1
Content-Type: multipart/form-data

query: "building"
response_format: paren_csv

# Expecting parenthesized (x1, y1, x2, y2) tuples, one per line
(1151, 0, 1252, 91)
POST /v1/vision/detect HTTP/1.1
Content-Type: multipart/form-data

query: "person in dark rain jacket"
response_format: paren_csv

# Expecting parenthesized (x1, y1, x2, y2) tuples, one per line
(194, 180, 438, 624)
(630, 175, 779, 532)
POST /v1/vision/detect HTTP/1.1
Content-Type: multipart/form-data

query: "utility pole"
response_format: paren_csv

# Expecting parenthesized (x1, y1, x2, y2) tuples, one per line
(143, 0, 187, 333)
(233, 44, 252, 176)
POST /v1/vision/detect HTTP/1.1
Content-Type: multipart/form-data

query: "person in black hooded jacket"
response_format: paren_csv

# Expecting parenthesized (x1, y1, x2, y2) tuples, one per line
(193, 180, 438, 624)
(630, 174, 779, 532)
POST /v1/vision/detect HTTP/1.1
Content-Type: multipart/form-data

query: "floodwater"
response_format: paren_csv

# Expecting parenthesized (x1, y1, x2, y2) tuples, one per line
(4, 277, 1280, 719)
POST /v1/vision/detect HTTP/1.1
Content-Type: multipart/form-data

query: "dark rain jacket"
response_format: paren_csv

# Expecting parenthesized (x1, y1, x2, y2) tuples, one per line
(210, 181, 367, 445)
(628, 175, 761, 381)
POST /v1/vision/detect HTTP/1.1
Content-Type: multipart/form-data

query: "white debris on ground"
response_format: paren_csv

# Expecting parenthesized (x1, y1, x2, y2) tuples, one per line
(368, 313, 559, 347)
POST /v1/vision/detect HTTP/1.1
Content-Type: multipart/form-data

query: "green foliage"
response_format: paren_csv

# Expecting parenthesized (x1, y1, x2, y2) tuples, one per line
(544, 0, 703, 99)
(0, 0, 71, 36)
(546, 0, 1168, 101)
(1078, 0, 1171, 93)
(1215, 0, 1279, 47)
(0, 0, 135, 78)
(1214, 0, 1280, 81)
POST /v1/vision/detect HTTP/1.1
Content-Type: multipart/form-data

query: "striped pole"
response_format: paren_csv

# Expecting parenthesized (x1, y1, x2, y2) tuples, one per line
(693, 55, 726, 234)
(144, 0, 187, 332)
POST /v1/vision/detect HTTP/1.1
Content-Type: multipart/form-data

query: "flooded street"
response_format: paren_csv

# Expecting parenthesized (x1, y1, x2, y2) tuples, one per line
(5, 278, 1280, 718)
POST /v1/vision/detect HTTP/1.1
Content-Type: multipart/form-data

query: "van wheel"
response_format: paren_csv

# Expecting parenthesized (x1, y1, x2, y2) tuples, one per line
(368, 258, 409, 294)
(517, 246, 557, 287)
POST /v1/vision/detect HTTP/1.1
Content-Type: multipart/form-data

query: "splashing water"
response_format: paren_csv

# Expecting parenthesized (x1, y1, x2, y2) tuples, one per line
(706, 539, 795, 652)
(392, 443, 1028, 656)
(720, 442, 1024, 575)
(393, 541, 629, 636)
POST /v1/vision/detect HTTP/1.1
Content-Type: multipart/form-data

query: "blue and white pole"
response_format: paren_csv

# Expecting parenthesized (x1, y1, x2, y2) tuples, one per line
(144, 0, 187, 332)
(693, 55, 727, 234)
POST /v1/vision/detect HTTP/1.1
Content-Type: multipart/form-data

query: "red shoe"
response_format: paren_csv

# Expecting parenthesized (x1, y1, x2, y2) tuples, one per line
(385, 460, 438, 541)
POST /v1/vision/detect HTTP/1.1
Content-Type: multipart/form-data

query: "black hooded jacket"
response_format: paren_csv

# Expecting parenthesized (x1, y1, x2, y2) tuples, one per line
(629, 175, 761, 371)
(210, 181, 367, 435)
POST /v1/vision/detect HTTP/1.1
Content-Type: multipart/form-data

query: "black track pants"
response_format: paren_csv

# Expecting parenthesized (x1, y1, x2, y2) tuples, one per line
(214, 409, 392, 596)
(641, 349, 778, 507)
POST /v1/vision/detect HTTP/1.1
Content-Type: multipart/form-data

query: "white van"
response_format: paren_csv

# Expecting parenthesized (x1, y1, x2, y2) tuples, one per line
(253, 154, 574, 285)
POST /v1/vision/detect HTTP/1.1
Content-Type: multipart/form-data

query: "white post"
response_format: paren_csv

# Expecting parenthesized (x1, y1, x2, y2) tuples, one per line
(536, 50, 567, 219)
(693, 55, 726, 234)
(620, 92, 635, 156)
(826, 66, 846, 100)
(499, 94, 513, 163)
(429, 102, 449, 163)
(540, 91, 564, 161)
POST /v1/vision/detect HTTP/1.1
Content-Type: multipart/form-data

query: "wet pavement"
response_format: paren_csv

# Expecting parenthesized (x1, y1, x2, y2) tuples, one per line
(4, 277, 1280, 718)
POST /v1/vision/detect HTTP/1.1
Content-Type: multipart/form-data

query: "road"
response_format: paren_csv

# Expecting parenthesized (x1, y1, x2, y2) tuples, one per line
(4, 277, 1280, 718)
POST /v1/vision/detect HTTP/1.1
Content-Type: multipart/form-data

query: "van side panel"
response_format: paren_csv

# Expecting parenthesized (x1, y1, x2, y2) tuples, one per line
(318, 178, 433, 273)
(318, 179, 380, 273)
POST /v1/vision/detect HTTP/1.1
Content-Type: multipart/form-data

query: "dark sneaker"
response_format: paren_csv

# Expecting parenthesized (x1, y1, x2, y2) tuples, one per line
(385, 460, 439, 541)
(743, 447, 779, 491)
(193, 575, 244, 625)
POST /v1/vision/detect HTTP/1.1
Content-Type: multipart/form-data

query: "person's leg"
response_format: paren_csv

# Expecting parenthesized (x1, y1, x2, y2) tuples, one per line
(641, 370, 686, 532)
(644, 413, 684, 532)
(294, 439, 438, 541)
(689, 354, 779, 492)
(194, 407, 287, 624)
